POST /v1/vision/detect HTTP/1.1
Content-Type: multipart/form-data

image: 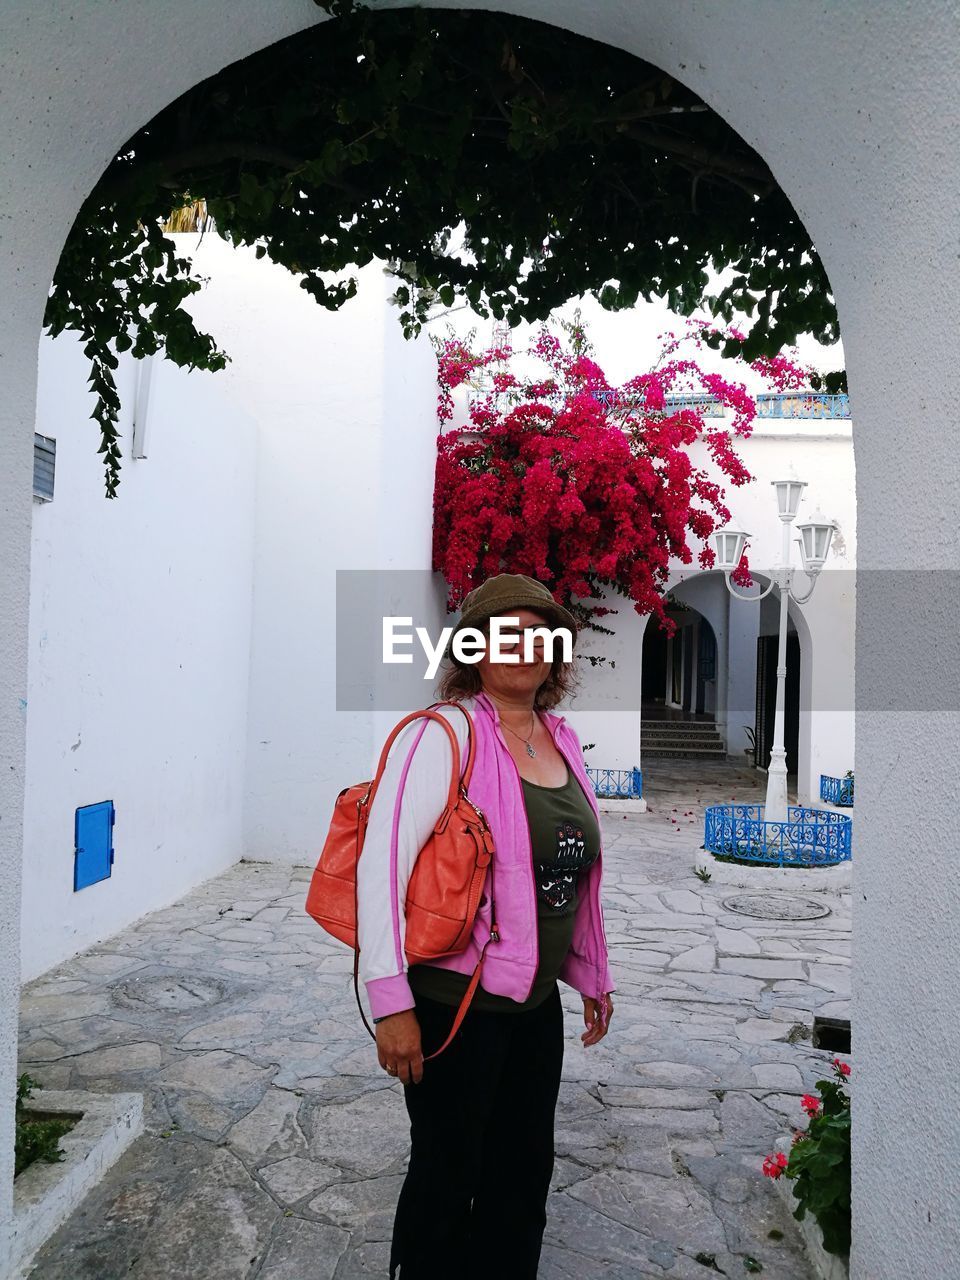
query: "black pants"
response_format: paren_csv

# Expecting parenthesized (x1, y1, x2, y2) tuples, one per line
(389, 982, 564, 1279)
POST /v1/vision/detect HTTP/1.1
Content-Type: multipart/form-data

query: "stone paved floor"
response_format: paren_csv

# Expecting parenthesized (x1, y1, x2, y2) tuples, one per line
(19, 760, 849, 1279)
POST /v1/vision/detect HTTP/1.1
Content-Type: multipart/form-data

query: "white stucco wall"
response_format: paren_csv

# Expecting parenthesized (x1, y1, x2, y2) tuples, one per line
(20, 239, 440, 981)
(172, 240, 440, 864)
(21, 330, 258, 981)
(2, 3, 959, 1276)
(564, 589, 647, 776)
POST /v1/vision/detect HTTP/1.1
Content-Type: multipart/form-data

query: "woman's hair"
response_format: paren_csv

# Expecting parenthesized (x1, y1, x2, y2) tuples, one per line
(436, 616, 581, 710)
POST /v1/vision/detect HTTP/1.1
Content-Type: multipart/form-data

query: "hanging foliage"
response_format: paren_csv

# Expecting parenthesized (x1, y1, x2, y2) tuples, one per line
(46, 1, 841, 496)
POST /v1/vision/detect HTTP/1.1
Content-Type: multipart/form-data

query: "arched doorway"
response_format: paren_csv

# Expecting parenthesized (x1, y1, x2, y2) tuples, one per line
(641, 599, 723, 760)
(754, 623, 800, 774)
(657, 565, 829, 804)
(2, 7, 957, 1278)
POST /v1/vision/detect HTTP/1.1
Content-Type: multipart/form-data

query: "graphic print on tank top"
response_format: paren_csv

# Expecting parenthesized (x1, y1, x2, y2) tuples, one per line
(536, 821, 595, 911)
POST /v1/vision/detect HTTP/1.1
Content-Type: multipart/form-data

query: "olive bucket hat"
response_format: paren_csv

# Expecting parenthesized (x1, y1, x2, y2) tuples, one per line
(446, 573, 578, 667)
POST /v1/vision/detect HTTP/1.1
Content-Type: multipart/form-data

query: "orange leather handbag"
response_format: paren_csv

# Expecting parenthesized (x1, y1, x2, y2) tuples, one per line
(305, 701, 498, 1057)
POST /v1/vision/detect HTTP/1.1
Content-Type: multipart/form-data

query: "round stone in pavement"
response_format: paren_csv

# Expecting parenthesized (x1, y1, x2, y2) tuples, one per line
(110, 973, 229, 1012)
(722, 892, 831, 921)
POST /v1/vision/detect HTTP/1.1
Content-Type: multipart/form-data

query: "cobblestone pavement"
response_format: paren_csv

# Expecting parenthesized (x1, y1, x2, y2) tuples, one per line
(20, 760, 849, 1279)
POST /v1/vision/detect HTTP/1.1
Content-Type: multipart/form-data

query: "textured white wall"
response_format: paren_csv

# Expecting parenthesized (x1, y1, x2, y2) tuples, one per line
(373, 279, 451, 761)
(173, 240, 440, 863)
(565, 590, 647, 775)
(22, 330, 258, 981)
(20, 236, 440, 984)
(1, 3, 958, 1275)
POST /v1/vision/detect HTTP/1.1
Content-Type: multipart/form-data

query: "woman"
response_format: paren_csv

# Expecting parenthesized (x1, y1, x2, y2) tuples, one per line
(355, 572, 616, 1279)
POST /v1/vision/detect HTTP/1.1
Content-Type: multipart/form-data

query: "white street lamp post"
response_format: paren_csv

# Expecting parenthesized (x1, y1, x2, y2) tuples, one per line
(713, 481, 837, 823)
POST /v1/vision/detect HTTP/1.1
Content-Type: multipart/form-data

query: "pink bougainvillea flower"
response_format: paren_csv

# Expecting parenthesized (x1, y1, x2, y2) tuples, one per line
(762, 1152, 789, 1179)
(433, 319, 810, 625)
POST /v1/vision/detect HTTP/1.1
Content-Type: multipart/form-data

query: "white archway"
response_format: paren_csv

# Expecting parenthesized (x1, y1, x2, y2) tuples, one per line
(666, 568, 829, 804)
(2, 6, 958, 1275)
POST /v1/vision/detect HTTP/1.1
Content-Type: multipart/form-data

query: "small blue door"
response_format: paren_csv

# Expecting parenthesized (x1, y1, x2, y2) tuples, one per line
(74, 801, 115, 890)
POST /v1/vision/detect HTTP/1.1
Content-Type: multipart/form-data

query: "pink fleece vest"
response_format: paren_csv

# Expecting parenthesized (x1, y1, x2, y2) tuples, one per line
(414, 691, 614, 1004)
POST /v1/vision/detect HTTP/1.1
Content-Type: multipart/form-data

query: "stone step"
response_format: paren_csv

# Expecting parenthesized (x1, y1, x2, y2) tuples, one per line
(640, 720, 719, 728)
(641, 723, 722, 735)
(643, 735, 725, 748)
(643, 730, 723, 743)
(643, 746, 729, 759)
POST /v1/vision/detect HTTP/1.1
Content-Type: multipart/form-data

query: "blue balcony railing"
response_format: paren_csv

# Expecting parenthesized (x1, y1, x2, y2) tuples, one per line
(820, 774, 855, 807)
(755, 393, 850, 419)
(704, 804, 852, 867)
(470, 387, 851, 420)
(587, 766, 643, 799)
(590, 390, 851, 419)
(661, 393, 725, 416)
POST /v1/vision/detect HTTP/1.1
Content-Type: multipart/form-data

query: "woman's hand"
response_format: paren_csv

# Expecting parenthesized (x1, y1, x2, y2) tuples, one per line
(581, 993, 614, 1046)
(376, 1010, 424, 1084)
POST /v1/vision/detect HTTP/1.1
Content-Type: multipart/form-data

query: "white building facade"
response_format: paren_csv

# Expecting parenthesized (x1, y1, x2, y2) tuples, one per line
(2, 6, 958, 1277)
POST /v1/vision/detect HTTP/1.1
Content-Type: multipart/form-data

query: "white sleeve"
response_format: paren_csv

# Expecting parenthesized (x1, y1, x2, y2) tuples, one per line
(355, 704, 471, 1019)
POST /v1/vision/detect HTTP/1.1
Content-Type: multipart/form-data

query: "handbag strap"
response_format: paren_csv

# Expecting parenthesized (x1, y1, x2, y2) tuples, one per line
(352, 698, 496, 1060)
(352, 903, 501, 1060)
(362, 701, 477, 825)
(421, 913, 500, 1060)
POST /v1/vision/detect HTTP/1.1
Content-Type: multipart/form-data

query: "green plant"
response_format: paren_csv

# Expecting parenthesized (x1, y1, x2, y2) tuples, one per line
(46, 0, 842, 496)
(694, 865, 712, 883)
(14, 1073, 76, 1178)
(762, 1058, 851, 1257)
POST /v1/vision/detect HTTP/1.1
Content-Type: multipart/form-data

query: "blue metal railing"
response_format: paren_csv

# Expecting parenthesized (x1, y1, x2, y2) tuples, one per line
(587, 766, 643, 799)
(589, 390, 851, 419)
(704, 803, 851, 867)
(471, 388, 852, 420)
(755, 393, 850, 419)
(661, 393, 725, 416)
(820, 774, 855, 807)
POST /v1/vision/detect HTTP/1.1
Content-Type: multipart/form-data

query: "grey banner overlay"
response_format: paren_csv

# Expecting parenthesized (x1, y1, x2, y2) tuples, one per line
(335, 569, 959, 712)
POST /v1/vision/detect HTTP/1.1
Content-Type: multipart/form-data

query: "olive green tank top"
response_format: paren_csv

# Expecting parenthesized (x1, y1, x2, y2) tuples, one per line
(408, 762, 601, 1013)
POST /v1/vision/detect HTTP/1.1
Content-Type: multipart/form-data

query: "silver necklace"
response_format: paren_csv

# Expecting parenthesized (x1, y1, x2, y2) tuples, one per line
(499, 708, 538, 758)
